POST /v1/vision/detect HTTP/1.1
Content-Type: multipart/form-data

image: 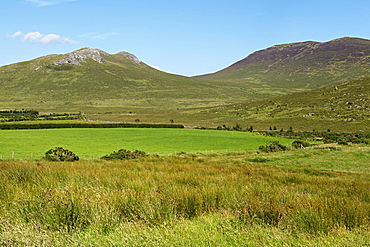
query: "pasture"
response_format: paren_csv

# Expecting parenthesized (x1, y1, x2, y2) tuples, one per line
(0, 128, 292, 159)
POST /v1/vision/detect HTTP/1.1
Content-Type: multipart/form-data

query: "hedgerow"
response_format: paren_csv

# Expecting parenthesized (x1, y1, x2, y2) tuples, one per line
(0, 122, 184, 130)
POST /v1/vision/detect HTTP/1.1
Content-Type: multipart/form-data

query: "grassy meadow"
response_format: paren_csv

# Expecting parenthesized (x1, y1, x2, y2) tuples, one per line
(0, 144, 370, 246)
(0, 128, 293, 159)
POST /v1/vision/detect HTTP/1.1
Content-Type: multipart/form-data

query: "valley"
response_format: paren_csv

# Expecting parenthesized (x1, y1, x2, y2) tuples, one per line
(1, 37, 370, 131)
(1, 37, 370, 246)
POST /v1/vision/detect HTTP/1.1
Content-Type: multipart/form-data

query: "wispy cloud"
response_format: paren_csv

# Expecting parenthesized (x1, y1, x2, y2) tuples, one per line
(10, 31, 23, 39)
(79, 32, 120, 40)
(26, 0, 78, 7)
(9, 31, 77, 45)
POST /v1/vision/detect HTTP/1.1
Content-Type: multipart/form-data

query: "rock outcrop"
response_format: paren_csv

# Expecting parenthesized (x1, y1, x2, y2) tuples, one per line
(117, 51, 142, 65)
(54, 48, 143, 66)
(55, 48, 110, 65)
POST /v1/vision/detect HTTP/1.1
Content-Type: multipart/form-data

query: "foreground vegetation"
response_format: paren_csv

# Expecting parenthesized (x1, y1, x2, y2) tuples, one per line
(0, 144, 369, 246)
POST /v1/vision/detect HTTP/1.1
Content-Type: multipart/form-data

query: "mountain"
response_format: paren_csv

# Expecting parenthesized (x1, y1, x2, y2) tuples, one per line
(0, 48, 247, 112)
(198, 37, 370, 89)
(1, 38, 370, 129)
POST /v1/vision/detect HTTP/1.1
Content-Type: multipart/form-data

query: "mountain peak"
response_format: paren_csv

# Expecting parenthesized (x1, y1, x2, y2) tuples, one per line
(330, 36, 368, 42)
(54, 48, 142, 66)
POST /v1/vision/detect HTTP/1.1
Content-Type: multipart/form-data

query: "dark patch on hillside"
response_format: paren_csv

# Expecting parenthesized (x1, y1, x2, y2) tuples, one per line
(230, 37, 370, 70)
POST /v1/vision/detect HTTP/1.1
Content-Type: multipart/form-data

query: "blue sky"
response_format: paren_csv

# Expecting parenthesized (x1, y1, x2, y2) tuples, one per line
(1, 0, 370, 76)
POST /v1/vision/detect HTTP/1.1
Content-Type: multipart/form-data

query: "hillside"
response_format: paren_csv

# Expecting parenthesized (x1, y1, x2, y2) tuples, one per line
(86, 76, 370, 132)
(180, 76, 370, 131)
(199, 37, 370, 89)
(0, 48, 249, 112)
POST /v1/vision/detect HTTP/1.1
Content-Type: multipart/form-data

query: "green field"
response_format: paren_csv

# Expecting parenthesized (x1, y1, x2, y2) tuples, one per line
(0, 128, 292, 159)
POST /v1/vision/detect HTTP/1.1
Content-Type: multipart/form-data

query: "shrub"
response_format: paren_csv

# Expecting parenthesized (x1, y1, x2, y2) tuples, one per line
(338, 140, 348, 145)
(232, 123, 242, 131)
(258, 141, 287, 153)
(291, 140, 311, 149)
(45, 147, 79, 161)
(101, 149, 147, 160)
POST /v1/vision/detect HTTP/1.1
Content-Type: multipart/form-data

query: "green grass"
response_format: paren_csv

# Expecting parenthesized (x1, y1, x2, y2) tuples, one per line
(0, 145, 369, 246)
(0, 128, 292, 159)
(245, 144, 370, 173)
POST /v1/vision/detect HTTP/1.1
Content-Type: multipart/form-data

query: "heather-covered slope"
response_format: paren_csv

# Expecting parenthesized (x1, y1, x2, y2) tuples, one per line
(199, 37, 370, 89)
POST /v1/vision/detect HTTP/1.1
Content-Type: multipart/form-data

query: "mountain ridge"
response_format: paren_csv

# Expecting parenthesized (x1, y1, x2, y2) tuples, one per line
(198, 37, 370, 89)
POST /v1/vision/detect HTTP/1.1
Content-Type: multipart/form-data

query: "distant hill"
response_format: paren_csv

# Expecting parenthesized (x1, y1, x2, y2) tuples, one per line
(0, 48, 248, 112)
(198, 37, 370, 89)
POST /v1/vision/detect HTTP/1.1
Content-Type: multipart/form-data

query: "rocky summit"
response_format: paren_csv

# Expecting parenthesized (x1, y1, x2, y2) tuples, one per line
(54, 48, 143, 66)
(55, 48, 110, 65)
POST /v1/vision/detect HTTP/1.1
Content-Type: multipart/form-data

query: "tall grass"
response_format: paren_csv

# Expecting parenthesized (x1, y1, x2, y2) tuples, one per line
(0, 147, 369, 245)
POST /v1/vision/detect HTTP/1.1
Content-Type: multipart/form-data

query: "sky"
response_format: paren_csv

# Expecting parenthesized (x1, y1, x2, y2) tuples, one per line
(1, 0, 370, 76)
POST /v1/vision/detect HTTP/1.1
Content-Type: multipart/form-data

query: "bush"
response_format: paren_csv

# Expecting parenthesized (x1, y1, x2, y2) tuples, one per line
(291, 140, 311, 149)
(45, 147, 79, 161)
(101, 149, 148, 160)
(258, 141, 287, 153)
(338, 140, 348, 145)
